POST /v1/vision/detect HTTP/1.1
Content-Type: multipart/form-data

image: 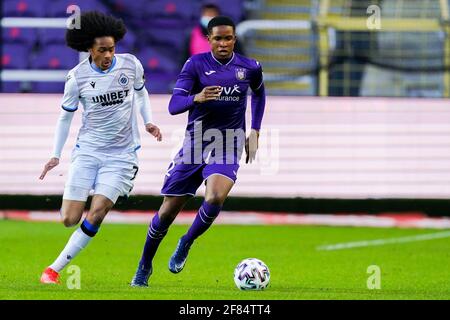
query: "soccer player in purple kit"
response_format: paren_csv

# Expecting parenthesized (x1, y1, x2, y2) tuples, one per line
(131, 16, 266, 287)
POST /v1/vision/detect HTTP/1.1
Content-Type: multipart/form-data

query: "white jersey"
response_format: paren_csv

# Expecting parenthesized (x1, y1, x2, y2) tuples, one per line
(61, 53, 146, 155)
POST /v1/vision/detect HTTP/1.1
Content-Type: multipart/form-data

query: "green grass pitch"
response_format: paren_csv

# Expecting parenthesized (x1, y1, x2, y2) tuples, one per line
(1, 220, 449, 299)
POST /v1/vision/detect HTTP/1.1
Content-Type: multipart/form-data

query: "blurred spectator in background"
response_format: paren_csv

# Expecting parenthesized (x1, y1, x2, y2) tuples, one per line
(180, 1, 244, 68)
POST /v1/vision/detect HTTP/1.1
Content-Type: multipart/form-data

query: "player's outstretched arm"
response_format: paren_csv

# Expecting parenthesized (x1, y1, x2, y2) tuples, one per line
(135, 85, 162, 142)
(246, 69, 266, 164)
(39, 109, 75, 179)
(39, 158, 60, 180)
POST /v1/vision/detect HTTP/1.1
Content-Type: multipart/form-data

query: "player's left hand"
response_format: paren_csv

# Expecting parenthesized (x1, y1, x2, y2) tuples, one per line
(39, 157, 59, 180)
(145, 123, 162, 141)
(245, 129, 259, 164)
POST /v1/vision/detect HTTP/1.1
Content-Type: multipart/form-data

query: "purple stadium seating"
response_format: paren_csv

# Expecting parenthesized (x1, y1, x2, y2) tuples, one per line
(33, 82, 66, 93)
(1, 81, 33, 93)
(118, 29, 137, 52)
(2, 44, 29, 69)
(141, 25, 188, 53)
(114, 43, 131, 54)
(2, 28, 38, 49)
(2, 0, 244, 94)
(207, 0, 245, 22)
(37, 27, 136, 49)
(145, 72, 176, 94)
(142, 0, 197, 22)
(38, 28, 67, 46)
(31, 44, 79, 70)
(109, 0, 148, 18)
(47, 0, 110, 17)
(136, 47, 180, 75)
(3, 0, 46, 17)
(115, 42, 139, 55)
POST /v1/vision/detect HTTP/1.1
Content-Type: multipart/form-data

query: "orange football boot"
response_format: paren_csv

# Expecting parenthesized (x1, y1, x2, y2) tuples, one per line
(40, 267, 60, 284)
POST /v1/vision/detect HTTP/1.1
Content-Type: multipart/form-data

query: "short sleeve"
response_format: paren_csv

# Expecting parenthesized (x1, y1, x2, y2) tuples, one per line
(134, 56, 146, 91)
(250, 60, 264, 92)
(61, 71, 79, 112)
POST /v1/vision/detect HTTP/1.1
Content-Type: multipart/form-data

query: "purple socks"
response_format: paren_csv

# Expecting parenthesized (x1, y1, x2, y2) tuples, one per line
(138, 213, 169, 270)
(184, 201, 222, 244)
(138, 201, 222, 270)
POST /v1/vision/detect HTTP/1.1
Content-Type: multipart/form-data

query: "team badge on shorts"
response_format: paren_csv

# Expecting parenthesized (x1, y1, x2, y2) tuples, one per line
(235, 68, 247, 80)
(118, 73, 129, 87)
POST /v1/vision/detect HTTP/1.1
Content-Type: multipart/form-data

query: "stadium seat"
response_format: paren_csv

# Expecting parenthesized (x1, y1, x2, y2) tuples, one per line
(33, 82, 66, 93)
(1, 81, 33, 93)
(215, 0, 245, 22)
(2, 44, 29, 69)
(144, 72, 176, 94)
(136, 47, 180, 75)
(37, 27, 136, 51)
(142, 0, 197, 23)
(3, 0, 46, 17)
(31, 44, 79, 70)
(47, 0, 110, 17)
(2, 28, 38, 49)
(115, 43, 133, 54)
(38, 28, 67, 46)
(141, 25, 188, 54)
(118, 29, 137, 52)
(109, 0, 147, 18)
(1, 1, 244, 95)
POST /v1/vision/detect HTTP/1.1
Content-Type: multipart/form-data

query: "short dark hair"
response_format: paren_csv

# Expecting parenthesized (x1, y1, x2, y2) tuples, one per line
(65, 11, 126, 52)
(207, 16, 235, 35)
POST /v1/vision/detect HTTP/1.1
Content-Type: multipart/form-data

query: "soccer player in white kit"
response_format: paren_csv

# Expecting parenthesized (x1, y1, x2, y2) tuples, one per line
(38, 11, 162, 284)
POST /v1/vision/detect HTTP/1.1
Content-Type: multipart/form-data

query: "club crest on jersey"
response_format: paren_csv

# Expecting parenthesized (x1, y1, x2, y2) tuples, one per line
(118, 73, 129, 87)
(235, 68, 246, 80)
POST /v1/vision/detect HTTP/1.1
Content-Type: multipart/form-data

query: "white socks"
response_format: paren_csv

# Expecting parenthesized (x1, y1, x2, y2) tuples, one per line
(49, 228, 93, 273)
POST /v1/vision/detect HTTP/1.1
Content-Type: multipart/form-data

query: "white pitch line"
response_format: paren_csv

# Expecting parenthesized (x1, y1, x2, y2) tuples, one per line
(317, 230, 450, 251)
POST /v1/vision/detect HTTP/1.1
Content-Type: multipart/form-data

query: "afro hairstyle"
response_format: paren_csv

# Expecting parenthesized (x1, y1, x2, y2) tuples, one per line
(65, 11, 127, 52)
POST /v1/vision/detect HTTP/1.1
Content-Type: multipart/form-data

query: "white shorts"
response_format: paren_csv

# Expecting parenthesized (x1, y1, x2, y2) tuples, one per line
(63, 149, 139, 203)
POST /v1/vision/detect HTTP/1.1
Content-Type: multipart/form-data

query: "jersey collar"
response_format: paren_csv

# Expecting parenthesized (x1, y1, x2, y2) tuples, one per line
(210, 51, 235, 66)
(90, 56, 117, 74)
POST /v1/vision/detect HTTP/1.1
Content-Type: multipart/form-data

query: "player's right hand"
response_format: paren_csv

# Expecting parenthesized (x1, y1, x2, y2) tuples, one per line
(194, 86, 222, 103)
(39, 157, 59, 180)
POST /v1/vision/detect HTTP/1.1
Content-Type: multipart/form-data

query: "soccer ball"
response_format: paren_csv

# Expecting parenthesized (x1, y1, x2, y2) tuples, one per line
(233, 258, 270, 290)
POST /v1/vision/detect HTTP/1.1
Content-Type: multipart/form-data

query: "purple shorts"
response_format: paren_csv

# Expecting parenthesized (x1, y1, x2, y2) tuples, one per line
(161, 162, 239, 196)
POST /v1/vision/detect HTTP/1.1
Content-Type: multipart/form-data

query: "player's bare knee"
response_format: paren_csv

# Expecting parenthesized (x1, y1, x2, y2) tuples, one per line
(158, 209, 177, 225)
(159, 199, 183, 222)
(205, 193, 225, 206)
(87, 207, 108, 226)
(87, 216, 104, 227)
(61, 213, 81, 227)
(60, 200, 85, 227)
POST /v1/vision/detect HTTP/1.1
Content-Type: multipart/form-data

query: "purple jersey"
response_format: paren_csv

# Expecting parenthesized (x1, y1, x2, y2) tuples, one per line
(168, 51, 265, 165)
